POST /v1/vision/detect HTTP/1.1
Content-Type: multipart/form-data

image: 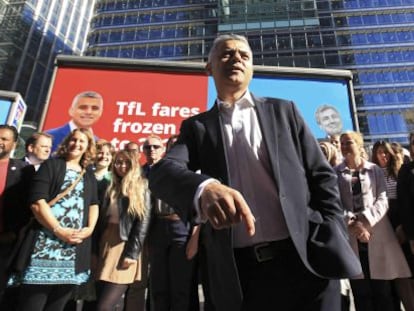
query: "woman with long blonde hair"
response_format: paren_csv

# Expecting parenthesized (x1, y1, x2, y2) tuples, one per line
(94, 150, 151, 311)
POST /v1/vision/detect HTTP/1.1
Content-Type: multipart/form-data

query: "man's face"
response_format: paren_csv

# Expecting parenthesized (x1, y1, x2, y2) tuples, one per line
(0, 128, 16, 160)
(69, 97, 103, 129)
(143, 137, 164, 165)
(319, 108, 342, 136)
(206, 39, 253, 95)
(329, 134, 341, 151)
(28, 135, 52, 162)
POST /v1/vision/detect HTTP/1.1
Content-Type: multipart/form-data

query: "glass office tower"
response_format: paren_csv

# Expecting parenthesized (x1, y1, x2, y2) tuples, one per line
(87, 0, 414, 143)
(0, 0, 95, 123)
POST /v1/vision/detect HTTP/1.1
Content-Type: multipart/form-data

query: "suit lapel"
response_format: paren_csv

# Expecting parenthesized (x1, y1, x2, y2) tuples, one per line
(203, 104, 229, 184)
(254, 95, 281, 189)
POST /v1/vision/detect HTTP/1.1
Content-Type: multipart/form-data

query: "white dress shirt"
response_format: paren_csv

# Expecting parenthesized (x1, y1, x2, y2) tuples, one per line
(218, 91, 289, 247)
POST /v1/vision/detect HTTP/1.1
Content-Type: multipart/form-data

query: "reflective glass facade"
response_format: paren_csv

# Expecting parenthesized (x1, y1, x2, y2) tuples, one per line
(87, 0, 414, 143)
(0, 0, 95, 123)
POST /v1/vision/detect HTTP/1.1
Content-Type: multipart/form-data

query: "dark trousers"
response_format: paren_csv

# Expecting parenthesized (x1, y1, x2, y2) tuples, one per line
(350, 242, 396, 311)
(234, 239, 341, 311)
(16, 284, 75, 311)
(148, 217, 198, 311)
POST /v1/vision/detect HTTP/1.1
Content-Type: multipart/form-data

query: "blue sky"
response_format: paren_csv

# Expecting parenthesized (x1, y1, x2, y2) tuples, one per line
(207, 75, 355, 139)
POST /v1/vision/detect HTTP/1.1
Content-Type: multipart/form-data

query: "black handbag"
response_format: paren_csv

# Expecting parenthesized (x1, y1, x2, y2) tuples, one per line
(7, 219, 39, 273)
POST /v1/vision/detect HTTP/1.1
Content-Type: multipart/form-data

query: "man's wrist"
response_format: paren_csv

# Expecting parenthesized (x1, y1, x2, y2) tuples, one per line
(194, 178, 221, 223)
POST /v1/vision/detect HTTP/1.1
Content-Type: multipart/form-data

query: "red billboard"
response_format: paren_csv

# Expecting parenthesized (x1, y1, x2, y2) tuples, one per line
(41, 61, 209, 150)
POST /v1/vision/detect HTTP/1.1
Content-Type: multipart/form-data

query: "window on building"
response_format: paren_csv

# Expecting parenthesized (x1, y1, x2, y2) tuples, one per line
(377, 14, 392, 24)
(263, 35, 276, 50)
(382, 32, 397, 43)
(139, 13, 151, 23)
(150, 27, 162, 39)
(123, 30, 136, 41)
(392, 13, 406, 23)
(322, 33, 336, 47)
(277, 35, 291, 50)
(307, 33, 322, 47)
(120, 47, 133, 58)
(366, 32, 382, 43)
(107, 48, 119, 57)
(325, 52, 340, 65)
(189, 43, 202, 55)
(134, 47, 147, 58)
(292, 35, 307, 49)
(126, 14, 138, 24)
(351, 33, 367, 45)
(147, 46, 160, 58)
(152, 12, 164, 22)
(160, 44, 174, 57)
(348, 16, 363, 26)
(309, 52, 325, 67)
(175, 44, 188, 56)
(137, 29, 149, 40)
(109, 31, 122, 42)
(362, 14, 377, 25)
(113, 15, 125, 25)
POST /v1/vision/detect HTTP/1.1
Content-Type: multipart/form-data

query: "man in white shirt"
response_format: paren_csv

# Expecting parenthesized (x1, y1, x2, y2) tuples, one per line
(149, 34, 361, 311)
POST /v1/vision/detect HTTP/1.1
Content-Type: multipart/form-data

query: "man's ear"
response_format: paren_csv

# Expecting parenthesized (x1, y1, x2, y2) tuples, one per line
(205, 62, 212, 76)
(27, 144, 34, 153)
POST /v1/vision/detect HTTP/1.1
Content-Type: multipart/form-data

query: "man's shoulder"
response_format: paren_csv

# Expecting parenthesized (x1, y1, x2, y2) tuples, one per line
(256, 95, 293, 106)
(9, 158, 27, 169)
(45, 123, 70, 135)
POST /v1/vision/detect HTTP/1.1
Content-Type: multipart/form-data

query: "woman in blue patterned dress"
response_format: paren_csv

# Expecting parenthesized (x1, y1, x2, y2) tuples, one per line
(13, 128, 99, 311)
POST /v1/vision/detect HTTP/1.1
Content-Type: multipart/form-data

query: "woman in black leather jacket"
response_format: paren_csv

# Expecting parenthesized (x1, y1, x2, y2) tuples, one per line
(94, 150, 151, 311)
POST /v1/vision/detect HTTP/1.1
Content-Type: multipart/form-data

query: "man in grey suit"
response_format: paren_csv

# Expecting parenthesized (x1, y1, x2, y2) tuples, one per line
(149, 34, 361, 311)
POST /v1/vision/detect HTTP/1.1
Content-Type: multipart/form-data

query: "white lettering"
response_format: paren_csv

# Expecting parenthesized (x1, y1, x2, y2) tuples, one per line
(112, 117, 176, 135)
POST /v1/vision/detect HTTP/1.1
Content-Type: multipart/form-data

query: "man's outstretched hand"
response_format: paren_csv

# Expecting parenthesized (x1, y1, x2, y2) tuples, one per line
(200, 182, 255, 236)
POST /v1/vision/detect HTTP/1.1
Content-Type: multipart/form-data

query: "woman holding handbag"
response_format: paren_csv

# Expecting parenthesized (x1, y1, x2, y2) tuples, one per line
(94, 149, 151, 311)
(9, 128, 99, 311)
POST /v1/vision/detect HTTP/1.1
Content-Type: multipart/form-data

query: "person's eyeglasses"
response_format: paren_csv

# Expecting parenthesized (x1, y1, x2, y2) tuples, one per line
(114, 161, 130, 167)
(143, 145, 162, 150)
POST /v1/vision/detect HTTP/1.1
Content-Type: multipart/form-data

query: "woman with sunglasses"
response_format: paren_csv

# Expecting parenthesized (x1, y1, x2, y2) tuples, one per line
(335, 131, 410, 311)
(94, 150, 151, 311)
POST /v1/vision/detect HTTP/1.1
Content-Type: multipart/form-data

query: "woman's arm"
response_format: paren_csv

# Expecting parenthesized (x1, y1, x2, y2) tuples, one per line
(31, 199, 82, 244)
(186, 224, 200, 260)
(76, 204, 99, 240)
(359, 166, 389, 228)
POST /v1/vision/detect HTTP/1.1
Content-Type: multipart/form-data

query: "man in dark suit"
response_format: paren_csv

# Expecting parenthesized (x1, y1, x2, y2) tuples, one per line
(0, 125, 28, 305)
(46, 91, 103, 153)
(149, 34, 361, 311)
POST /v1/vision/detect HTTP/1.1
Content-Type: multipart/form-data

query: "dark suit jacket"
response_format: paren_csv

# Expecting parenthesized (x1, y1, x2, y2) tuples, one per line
(47, 123, 99, 153)
(2, 159, 30, 235)
(397, 161, 414, 240)
(149, 94, 361, 310)
(46, 123, 71, 153)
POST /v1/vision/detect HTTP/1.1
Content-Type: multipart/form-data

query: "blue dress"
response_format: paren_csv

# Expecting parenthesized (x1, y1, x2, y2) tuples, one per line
(9, 169, 90, 285)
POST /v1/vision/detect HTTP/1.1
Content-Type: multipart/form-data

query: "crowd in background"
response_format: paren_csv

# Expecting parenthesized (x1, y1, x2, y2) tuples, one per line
(1, 123, 414, 311)
(319, 132, 414, 311)
(0, 126, 201, 311)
